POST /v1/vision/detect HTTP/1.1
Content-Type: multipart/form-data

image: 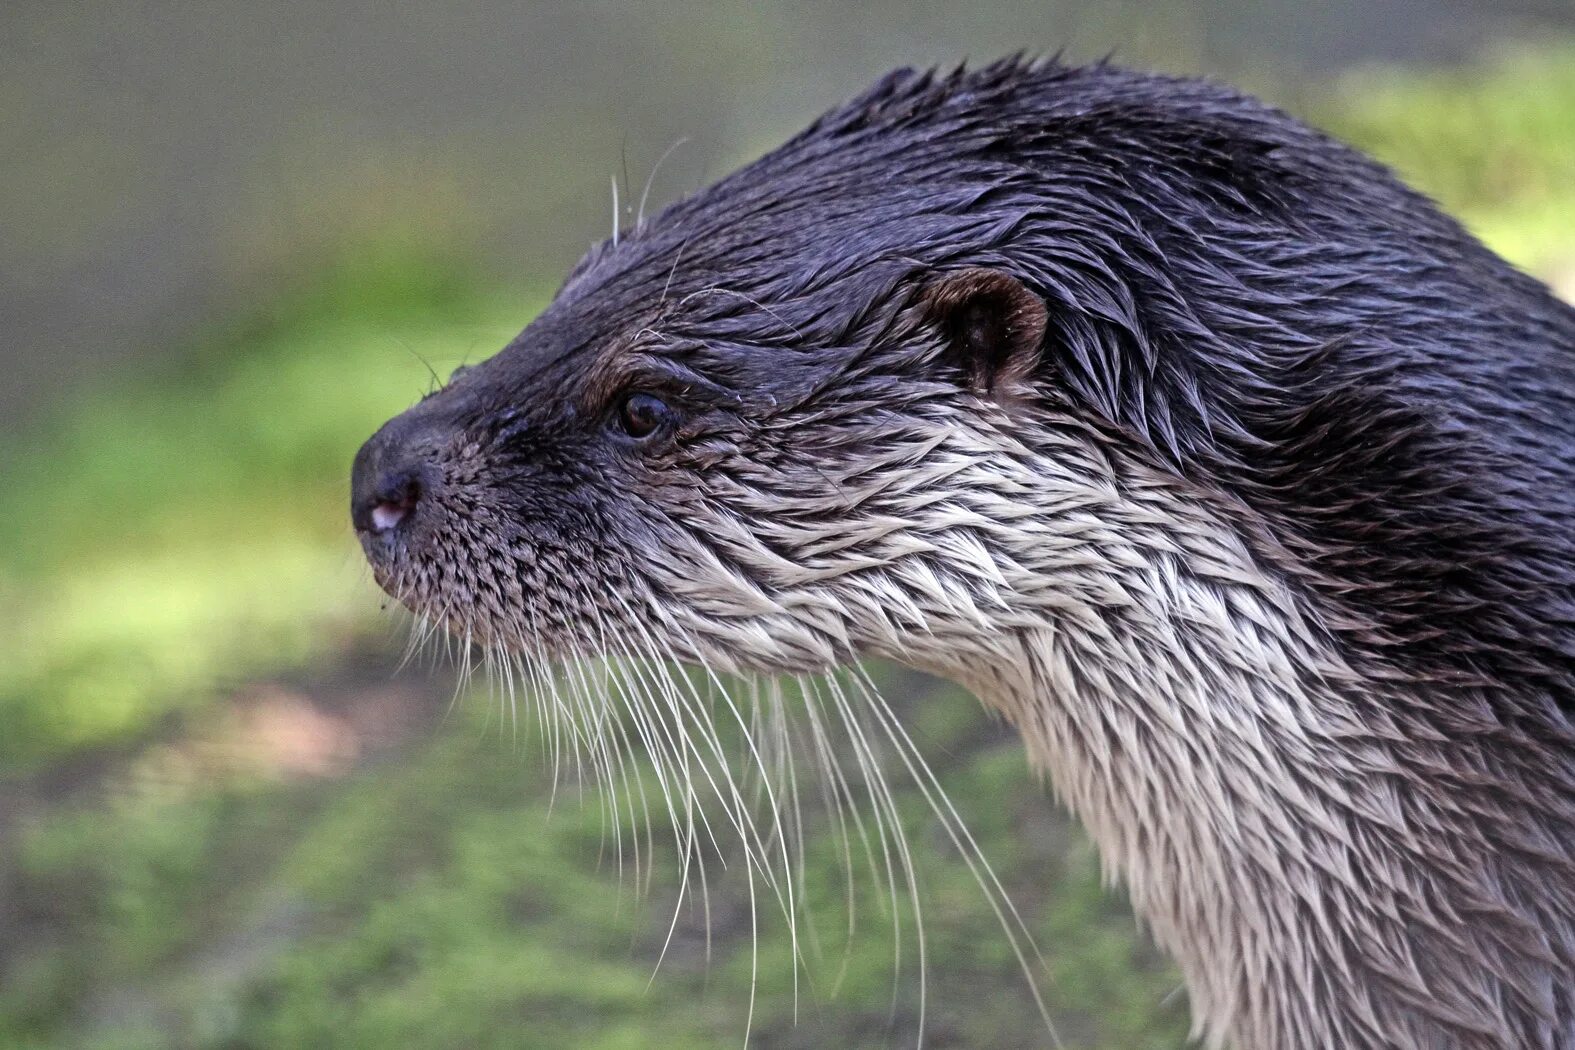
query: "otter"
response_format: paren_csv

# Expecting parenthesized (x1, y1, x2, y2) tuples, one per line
(350, 59, 1575, 1049)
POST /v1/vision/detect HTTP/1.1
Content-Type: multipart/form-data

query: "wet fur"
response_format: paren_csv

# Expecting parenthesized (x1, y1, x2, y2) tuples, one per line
(356, 59, 1575, 1048)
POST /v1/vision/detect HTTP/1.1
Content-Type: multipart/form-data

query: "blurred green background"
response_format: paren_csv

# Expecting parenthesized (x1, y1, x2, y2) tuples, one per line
(2, 3, 1572, 1048)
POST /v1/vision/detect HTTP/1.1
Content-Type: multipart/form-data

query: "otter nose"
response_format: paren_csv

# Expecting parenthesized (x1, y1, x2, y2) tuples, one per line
(351, 418, 439, 537)
(352, 467, 423, 535)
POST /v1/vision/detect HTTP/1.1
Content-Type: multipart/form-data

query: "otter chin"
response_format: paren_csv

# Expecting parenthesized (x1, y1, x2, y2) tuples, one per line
(352, 59, 1575, 1050)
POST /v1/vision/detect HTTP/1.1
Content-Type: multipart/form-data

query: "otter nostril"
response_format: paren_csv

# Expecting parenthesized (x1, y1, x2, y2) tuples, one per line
(369, 475, 421, 534)
(371, 498, 410, 532)
(354, 470, 423, 535)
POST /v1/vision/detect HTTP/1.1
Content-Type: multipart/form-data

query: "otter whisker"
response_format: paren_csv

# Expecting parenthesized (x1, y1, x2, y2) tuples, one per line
(605, 634, 696, 843)
(585, 609, 673, 901)
(611, 634, 723, 978)
(600, 632, 713, 968)
(561, 649, 610, 810)
(534, 644, 577, 817)
(614, 604, 792, 899)
(641, 652, 820, 1019)
(667, 623, 809, 991)
(508, 636, 555, 771)
(659, 236, 692, 308)
(495, 644, 521, 748)
(519, 606, 575, 811)
(610, 175, 620, 247)
(743, 835, 761, 1048)
(617, 620, 733, 875)
(637, 136, 690, 229)
(395, 602, 432, 673)
(616, 620, 759, 977)
(675, 286, 804, 341)
(763, 676, 814, 1009)
(611, 634, 719, 906)
(797, 672, 879, 996)
(604, 664, 662, 901)
(849, 667, 1060, 1046)
(570, 648, 630, 891)
(560, 635, 624, 876)
(817, 671, 923, 1040)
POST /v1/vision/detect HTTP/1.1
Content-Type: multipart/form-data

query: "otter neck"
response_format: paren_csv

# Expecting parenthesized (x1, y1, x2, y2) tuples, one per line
(966, 584, 1566, 1049)
(890, 425, 1568, 1050)
(971, 593, 1370, 1049)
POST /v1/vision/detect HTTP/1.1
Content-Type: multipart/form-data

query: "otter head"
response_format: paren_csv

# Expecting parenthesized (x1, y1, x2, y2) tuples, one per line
(349, 67, 1141, 691)
(352, 57, 1560, 711)
(350, 245, 1059, 686)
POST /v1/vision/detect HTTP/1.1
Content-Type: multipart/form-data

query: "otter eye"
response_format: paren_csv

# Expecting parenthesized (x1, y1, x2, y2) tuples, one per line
(616, 392, 672, 439)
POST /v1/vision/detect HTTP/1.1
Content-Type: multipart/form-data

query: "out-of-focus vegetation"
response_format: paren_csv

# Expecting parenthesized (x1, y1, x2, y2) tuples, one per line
(1318, 46, 1575, 276)
(0, 255, 524, 768)
(2, 46, 1571, 1050)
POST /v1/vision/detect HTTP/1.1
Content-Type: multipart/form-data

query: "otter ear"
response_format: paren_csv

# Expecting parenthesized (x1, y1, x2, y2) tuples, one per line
(919, 268, 1049, 401)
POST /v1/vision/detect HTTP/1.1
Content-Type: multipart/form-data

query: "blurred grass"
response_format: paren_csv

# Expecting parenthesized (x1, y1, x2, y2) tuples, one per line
(2, 46, 1571, 1050)
(1318, 46, 1575, 275)
(0, 250, 539, 768)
